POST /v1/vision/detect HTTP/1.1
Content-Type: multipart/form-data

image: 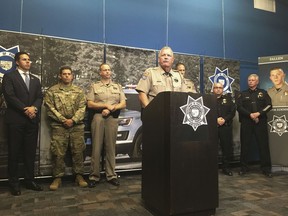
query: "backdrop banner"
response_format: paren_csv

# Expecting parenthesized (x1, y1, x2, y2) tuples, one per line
(0, 30, 204, 178)
(203, 57, 241, 162)
(258, 54, 288, 172)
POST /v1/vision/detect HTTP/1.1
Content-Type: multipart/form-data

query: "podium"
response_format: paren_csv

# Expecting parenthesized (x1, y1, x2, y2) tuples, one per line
(142, 92, 218, 216)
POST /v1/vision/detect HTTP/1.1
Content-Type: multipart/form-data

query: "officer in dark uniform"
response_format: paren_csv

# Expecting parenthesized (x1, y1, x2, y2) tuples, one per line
(213, 83, 236, 176)
(237, 74, 272, 177)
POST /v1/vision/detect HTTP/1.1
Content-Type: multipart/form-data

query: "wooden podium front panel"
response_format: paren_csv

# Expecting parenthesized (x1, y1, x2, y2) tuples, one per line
(142, 92, 218, 216)
(169, 93, 218, 215)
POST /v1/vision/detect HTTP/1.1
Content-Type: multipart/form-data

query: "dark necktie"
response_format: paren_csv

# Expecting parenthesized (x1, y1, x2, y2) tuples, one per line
(163, 72, 172, 77)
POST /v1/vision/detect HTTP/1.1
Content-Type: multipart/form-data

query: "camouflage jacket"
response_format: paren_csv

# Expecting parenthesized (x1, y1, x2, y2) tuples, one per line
(44, 83, 86, 125)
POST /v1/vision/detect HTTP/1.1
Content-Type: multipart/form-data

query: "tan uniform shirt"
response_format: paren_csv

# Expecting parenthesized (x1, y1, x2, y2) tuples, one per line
(267, 83, 288, 106)
(136, 66, 186, 102)
(87, 80, 125, 181)
(87, 81, 126, 105)
(184, 78, 196, 93)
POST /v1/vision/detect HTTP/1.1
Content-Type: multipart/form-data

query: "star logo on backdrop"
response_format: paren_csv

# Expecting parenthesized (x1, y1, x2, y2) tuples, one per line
(209, 67, 235, 93)
(0, 45, 20, 76)
(180, 95, 210, 131)
(268, 115, 288, 136)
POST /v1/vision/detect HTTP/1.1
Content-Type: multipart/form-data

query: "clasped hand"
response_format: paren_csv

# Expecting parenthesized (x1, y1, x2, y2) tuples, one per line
(217, 117, 225, 126)
(250, 112, 260, 123)
(102, 105, 116, 117)
(63, 119, 74, 128)
(102, 109, 111, 117)
(24, 106, 37, 119)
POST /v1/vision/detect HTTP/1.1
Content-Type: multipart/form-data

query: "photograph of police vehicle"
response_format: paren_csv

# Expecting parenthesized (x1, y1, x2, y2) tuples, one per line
(113, 88, 143, 161)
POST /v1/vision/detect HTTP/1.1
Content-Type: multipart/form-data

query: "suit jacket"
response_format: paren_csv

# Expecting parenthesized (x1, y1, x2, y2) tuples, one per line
(2, 70, 43, 124)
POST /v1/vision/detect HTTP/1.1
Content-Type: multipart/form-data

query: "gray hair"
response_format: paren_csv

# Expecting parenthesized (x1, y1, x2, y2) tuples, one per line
(248, 73, 259, 80)
(159, 46, 174, 56)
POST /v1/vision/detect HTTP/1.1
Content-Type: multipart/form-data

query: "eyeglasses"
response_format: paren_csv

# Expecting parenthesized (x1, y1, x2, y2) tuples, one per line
(213, 87, 223, 89)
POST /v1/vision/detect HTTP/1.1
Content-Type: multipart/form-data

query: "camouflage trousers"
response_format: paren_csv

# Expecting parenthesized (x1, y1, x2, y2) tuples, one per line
(50, 124, 86, 177)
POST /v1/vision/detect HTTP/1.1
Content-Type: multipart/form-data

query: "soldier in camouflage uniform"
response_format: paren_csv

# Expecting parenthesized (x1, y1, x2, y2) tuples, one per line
(44, 66, 88, 190)
(136, 46, 187, 108)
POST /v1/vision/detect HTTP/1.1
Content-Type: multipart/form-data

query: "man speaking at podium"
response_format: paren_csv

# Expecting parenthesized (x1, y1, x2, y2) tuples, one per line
(136, 46, 187, 109)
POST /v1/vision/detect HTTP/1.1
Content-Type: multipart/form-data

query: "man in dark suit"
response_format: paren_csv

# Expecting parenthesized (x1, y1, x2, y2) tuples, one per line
(2, 51, 43, 195)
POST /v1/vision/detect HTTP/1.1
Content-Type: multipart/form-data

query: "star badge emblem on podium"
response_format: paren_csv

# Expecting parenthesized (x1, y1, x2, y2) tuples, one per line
(180, 95, 210, 131)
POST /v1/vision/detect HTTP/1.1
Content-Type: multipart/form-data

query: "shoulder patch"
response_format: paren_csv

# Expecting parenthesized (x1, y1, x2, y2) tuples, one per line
(141, 70, 150, 80)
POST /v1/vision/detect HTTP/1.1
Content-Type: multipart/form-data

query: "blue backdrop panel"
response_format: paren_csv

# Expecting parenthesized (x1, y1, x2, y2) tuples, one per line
(224, 0, 288, 62)
(105, 0, 167, 49)
(1, 0, 288, 63)
(0, 0, 22, 31)
(169, 0, 223, 57)
(21, 0, 103, 42)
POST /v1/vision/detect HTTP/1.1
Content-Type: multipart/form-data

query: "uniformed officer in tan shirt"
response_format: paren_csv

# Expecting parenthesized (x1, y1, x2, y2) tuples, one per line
(176, 62, 197, 93)
(86, 63, 126, 187)
(136, 46, 187, 108)
(268, 68, 288, 106)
